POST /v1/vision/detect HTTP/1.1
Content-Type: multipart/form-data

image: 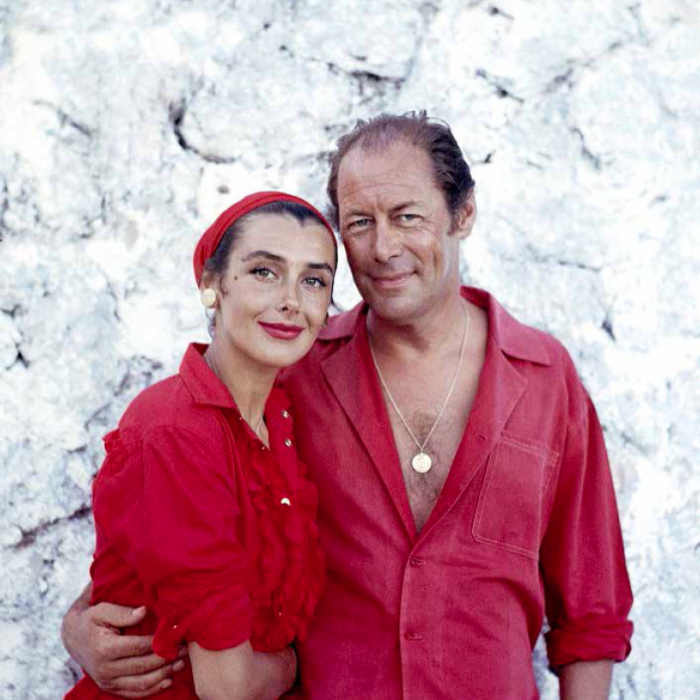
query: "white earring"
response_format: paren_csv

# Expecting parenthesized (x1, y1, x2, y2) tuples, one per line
(200, 288, 217, 308)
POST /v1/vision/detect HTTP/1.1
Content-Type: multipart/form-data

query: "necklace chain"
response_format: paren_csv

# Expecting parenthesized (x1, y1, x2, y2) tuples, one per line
(369, 302, 470, 472)
(203, 351, 265, 438)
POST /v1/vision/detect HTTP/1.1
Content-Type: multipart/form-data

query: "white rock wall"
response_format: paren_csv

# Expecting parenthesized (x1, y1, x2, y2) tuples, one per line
(0, 1, 698, 697)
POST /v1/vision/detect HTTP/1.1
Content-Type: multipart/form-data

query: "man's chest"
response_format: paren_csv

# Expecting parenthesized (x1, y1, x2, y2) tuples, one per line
(381, 361, 482, 531)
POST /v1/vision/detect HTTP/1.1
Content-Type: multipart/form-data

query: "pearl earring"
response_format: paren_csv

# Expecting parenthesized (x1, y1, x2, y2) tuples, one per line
(200, 288, 217, 308)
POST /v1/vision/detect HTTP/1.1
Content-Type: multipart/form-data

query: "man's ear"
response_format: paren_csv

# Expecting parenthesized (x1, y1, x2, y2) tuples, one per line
(452, 190, 477, 241)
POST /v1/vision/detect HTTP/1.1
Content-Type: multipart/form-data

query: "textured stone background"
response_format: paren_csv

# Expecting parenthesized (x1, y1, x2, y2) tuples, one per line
(1, 0, 699, 697)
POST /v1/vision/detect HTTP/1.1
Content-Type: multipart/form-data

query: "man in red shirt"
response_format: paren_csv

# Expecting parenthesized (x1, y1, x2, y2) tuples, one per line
(62, 113, 632, 698)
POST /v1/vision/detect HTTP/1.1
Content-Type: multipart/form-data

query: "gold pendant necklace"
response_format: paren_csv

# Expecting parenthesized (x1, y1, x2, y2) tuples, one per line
(369, 302, 471, 474)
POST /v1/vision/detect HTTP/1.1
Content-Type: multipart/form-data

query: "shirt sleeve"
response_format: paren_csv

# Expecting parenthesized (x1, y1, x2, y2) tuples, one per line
(92, 424, 253, 660)
(539, 387, 634, 668)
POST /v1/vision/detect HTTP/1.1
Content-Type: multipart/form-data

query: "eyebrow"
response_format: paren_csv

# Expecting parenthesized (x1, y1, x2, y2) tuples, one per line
(307, 262, 335, 275)
(391, 200, 422, 213)
(240, 250, 284, 263)
(240, 250, 334, 274)
(343, 200, 423, 217)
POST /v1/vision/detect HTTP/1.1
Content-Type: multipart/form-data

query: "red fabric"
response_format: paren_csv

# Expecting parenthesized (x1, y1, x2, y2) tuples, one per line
(66, 344, 325, 699)
(281, 287, 633, 699)
(192, 191, 336, 284)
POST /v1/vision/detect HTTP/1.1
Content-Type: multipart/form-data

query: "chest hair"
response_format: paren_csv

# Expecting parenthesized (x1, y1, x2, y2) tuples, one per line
(381, 362, 480, 531)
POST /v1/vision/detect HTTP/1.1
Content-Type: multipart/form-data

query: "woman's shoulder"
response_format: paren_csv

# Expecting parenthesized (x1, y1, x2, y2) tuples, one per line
(119, 373, 213, 433)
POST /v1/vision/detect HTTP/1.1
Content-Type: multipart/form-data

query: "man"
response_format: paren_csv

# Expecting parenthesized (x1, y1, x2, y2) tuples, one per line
(62, 112, 633, 698)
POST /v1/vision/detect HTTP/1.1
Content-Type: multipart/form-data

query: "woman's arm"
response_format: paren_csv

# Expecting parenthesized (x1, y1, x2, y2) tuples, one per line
(189, 640, 296, 700)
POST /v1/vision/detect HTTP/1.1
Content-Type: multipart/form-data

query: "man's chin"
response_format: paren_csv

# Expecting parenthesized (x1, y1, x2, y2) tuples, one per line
(363, 292, 419, 324)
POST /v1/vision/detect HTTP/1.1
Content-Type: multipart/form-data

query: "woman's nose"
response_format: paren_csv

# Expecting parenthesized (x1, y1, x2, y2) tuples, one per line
(278, 282, 300, 313)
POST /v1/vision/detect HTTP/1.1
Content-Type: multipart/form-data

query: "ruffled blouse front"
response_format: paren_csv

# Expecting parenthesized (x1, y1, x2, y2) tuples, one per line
(66, 344, 325, 699)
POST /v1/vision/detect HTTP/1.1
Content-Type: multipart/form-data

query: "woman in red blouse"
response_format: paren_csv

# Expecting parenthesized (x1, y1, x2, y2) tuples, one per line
(66, 192, 337, 700)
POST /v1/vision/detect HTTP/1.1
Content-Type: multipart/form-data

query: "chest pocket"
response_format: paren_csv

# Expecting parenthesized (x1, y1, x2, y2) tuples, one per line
(472, 432, 558, 559)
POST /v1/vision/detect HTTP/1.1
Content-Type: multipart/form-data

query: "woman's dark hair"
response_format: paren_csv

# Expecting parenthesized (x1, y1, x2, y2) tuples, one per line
(203, 200, 337, 279)
(326, 111, 476, 229)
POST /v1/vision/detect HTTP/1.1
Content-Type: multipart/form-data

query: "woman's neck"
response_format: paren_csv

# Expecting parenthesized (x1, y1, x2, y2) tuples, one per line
(203, 341, 277, 431)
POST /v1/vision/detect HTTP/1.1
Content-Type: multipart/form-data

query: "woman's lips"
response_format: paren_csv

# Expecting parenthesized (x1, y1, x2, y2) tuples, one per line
(258, 322, 304, 340)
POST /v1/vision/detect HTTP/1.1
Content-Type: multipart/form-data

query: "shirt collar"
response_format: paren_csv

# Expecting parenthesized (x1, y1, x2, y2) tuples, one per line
(179, 343, 292, 410)
(319, 286, 551, 366)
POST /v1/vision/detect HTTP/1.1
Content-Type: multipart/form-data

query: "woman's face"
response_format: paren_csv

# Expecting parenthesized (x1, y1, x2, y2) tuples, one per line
(209, 213, 336, 371)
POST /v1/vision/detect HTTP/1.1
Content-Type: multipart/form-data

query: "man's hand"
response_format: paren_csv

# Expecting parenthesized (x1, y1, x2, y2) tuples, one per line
(61, 585, 186, 698)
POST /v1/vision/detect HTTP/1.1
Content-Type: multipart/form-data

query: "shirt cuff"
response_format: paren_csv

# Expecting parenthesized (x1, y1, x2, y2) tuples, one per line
(153, 592, 254, 660)
(545, 619, 634, 668)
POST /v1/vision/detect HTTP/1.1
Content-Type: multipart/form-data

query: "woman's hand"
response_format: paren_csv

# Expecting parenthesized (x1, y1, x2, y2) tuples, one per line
(61, 584, 186, 698)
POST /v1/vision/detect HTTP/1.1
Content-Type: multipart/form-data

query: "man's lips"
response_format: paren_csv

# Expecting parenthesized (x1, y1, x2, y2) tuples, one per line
(258, 322, 305, 340)
(370, 272, 413, 289)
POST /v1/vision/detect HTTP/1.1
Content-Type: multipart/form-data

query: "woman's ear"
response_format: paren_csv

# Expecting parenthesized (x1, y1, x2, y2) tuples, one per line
(200, 287, 217, 308)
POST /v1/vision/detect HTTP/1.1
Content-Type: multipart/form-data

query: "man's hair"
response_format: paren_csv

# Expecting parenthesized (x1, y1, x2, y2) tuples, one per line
(326, 111, 476, 229)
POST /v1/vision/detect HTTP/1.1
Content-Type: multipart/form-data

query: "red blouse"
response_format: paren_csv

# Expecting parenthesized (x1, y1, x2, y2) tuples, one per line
(66, 344, 325, 699)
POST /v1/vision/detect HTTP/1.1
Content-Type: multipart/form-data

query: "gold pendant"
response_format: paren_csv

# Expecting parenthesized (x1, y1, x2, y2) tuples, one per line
(411, 452, 432, 474)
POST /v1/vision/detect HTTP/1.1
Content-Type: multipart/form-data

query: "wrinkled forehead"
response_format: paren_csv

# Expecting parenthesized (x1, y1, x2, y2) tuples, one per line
(337, 141, 437, 213)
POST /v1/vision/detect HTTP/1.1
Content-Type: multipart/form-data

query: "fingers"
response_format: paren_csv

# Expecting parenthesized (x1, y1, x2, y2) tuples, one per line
(102, 661, 186, 698)
(109, 678, 172, 699)
(109, 652, 178, 677)
(92, 603, 148, 628)
(107, 633, 155, 661)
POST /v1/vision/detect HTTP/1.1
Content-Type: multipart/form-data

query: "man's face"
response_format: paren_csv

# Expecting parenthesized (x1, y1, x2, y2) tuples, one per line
(337, 139, 474, 324)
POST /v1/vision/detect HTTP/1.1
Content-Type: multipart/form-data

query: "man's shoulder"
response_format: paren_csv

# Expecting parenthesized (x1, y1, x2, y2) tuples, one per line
(476, 287, 576, 372)
(319, 302, 366, 341)
(282, 303, 364, 380)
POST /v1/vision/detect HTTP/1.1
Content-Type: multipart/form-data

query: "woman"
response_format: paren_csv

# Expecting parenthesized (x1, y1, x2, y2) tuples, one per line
(66, 191, 337, 699)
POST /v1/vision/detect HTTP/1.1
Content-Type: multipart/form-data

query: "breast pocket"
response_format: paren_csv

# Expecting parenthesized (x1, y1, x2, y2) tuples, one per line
(472, 432, 558, 559)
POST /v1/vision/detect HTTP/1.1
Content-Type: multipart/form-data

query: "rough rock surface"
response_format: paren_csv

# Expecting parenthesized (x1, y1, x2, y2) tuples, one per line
(1, 1, 698, 697)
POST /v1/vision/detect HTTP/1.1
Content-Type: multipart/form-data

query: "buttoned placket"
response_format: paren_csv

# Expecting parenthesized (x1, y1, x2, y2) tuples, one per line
(399, 544, 431, 699)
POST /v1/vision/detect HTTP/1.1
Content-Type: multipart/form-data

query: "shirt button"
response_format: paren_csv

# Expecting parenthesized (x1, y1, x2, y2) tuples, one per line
(280, 497, 291, 506)
(404, 631, 423, 641)
(409, 557, 425, 567)
(284, 438, 292, 447)
(281, 410, 290, 418)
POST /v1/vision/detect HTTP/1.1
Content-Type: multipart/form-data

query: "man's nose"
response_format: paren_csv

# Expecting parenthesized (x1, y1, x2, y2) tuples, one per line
(373, 219, 402, 263)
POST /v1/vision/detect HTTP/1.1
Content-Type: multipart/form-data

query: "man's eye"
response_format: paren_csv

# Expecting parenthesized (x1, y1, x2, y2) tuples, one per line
(347, 218, 371, 230)
(304, 277, 327, 288)
(399, 213, 419, 223)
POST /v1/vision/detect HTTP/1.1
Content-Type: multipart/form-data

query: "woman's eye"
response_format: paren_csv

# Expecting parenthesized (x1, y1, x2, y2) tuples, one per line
(304, 277, 328, 288)
(251, 267, 274, 279)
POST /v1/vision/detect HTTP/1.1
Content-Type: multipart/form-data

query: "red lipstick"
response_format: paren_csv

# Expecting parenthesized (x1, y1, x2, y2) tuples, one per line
(259, 322, 304, 340)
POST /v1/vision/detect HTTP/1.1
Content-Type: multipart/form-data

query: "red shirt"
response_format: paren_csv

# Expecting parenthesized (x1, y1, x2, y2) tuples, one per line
(282, 287, 633, 699)
(66, 344, 325, 699)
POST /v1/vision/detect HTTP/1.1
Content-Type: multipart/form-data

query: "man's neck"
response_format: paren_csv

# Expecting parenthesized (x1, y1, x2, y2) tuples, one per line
(367, 289, 468, 362)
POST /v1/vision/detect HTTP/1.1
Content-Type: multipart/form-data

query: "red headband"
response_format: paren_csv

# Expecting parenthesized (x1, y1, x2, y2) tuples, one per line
(193, 191, 336, 284)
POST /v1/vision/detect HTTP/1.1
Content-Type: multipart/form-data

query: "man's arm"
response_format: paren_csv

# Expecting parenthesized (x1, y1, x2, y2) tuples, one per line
(62, 584, 185, 699)
(559, 660, 613, 700)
